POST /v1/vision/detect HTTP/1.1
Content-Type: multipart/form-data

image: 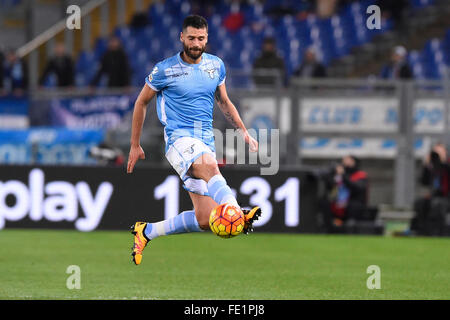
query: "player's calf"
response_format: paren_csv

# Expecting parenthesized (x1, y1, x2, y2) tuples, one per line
(189, 191, 219, 230)
(195, 211, 211, 230)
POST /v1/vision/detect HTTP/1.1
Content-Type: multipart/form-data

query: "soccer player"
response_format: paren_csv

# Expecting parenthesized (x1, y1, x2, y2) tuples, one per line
(127, 15, 262, 265)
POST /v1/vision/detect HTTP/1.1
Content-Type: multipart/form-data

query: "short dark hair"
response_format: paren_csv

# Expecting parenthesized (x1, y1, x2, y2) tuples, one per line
(182, 15, 208, 31)
(348, 155, 361, 169)
(263, 37, 276, 45)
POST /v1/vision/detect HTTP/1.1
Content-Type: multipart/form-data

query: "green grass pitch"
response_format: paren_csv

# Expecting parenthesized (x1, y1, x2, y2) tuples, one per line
(0, 229, 449, 300)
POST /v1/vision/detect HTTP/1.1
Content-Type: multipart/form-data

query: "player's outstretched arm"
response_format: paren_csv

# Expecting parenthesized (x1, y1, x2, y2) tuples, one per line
(127, 85, 157, 173)
(215, 84, 258, 152)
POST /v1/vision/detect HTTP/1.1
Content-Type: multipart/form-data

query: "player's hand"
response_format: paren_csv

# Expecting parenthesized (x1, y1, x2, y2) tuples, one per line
(242, 130, 258, 152)
(127, 144, 145, 173)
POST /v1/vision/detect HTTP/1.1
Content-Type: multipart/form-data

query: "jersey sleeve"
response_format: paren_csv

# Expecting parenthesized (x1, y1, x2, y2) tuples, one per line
(218, 58, 226, 86)
(145, 63, 167, 91)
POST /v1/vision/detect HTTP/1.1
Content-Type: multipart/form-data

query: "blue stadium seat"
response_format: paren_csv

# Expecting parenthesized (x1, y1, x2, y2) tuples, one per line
(410, 0, 435, 8)
(411, 33, 450, 80)
(115, 26, 131, 41)
(75, 51, 99, 86)
(0, 0, 21, 7)
(73, 0, 416, 86)
(93, 38, 108, 60)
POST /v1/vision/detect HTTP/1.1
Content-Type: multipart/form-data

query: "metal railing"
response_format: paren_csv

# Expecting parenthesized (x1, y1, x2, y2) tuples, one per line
(27, 73, 450, 208)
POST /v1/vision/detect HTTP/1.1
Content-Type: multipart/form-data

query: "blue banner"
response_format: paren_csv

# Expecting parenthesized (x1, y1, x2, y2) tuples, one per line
(49, 94, 136, 128)
(0, 97, 29, 115)
(0, 97, 29, 128)
(0, 128, 104, 164)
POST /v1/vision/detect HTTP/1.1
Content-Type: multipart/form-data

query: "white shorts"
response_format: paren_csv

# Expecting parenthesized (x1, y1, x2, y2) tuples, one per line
(165, 137, 217, 195)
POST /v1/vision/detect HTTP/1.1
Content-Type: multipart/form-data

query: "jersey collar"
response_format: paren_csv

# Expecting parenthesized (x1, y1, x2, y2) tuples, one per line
(177, 51, 204, 67)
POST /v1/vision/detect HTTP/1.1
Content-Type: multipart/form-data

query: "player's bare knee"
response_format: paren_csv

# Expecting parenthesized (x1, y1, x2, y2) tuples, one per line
(191, 161, 219, 181)
(204, 161, 220, 179)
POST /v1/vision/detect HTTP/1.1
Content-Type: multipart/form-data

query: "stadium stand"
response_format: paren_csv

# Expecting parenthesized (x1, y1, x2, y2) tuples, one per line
(66, 0, 447, 88)
(1, 0, 443, 87)
(70, 0, 398, 88)
(0, 0, 21, 7)
(408, 29, 450, 80)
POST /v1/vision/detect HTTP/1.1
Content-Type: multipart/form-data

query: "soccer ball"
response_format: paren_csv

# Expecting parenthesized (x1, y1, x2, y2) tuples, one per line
(209, 204, 245, 238)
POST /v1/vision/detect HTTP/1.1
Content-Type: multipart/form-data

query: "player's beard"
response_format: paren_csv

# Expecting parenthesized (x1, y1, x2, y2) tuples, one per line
(183, 44, 205, 60)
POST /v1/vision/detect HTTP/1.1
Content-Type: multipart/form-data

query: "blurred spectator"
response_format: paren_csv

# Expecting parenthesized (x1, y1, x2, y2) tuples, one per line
(130, 10, 151, 29)
(315, 0, 338, 19)
(3, 49, 28, 96)
(267, 3, 297, 19)
(411, 143, 449, 236)
(319, 155, 369, 232)
(90, 36, 131, 88)
(0, 48, 4, 95)
(338, 0, 359, 10)
(376, 0, 408, 27)
(381, 46, 413, 79)
(39, 42, 75, 88)
(252, 37, 286, 87)
(223, 5, 245, 33)
(191, 0, 215, 18)
(293, 47, 327, 79)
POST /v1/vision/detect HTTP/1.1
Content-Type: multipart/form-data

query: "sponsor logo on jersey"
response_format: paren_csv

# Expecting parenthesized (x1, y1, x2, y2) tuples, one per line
(169, 72, 189, 78)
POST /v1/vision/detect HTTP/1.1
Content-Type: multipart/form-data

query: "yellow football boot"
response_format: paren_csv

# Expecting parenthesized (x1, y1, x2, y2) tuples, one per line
(242, 206, 262, 234)
(130, 222, 150, 265)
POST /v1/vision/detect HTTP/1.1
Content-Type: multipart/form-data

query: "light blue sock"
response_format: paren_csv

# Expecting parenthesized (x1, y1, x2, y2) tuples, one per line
(144, 210, 202, 240)
(207, 174, 240, 209)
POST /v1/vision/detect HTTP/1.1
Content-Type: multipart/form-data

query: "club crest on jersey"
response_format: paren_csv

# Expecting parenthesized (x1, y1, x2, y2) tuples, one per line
(183, 144, 195, 155)
(204, 68, 216, 79)
(148, 66, 158, 82)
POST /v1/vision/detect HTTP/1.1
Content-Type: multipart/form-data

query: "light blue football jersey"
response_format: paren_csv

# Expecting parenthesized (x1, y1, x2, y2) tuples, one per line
(145, 52, 226, 152)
